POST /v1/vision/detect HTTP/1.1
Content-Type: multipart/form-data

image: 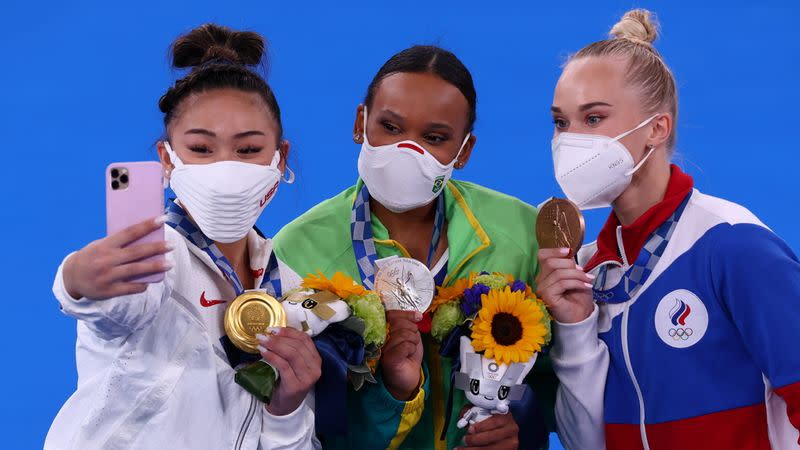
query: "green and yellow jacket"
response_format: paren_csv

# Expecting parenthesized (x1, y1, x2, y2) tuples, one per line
(274, 179, 557, 450)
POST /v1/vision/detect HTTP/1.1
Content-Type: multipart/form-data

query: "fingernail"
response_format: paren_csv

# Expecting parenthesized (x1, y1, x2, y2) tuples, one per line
(576, 265, 584, 271)
(414, 312, 423, 322)
(468, 425, 475, 433)
(584, 282, 594, 288)
(256, 334, 269, 343)
(257, 345, 267, 354)
(162, 261, 174, 271)
(267, 327, 281, 335)
(165, 242, 175, 251)
(559, 248, 570, 255)
(154, 214, 168, 225)
(586, 273, 596, 280)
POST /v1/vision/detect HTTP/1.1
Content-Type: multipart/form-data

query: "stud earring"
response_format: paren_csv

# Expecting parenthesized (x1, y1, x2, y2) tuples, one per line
(353, 133, 363, 144)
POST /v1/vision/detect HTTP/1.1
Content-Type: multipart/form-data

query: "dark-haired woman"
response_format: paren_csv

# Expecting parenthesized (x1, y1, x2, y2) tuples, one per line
(46, 25, 320, 449)
(274, 45, 555, 450)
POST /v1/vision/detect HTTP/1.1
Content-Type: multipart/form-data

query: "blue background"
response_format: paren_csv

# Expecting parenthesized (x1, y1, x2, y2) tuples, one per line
(1, 0, 797, 448)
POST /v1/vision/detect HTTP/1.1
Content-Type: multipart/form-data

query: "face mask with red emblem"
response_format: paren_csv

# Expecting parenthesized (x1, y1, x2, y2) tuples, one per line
(164, 142, 292, 243)
(357, 107, 470, 213)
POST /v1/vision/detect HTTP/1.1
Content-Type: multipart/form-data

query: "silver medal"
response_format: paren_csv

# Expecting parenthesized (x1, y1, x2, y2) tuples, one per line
(374, 257, 435, 313)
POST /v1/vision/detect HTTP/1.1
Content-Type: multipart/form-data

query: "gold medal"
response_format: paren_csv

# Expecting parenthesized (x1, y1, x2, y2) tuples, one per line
(223, 291, 286, 354)
(536, 198, 586, 257)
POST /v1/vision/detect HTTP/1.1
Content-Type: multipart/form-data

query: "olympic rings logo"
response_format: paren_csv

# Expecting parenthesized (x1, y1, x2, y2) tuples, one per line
(593, 291, 614, 302)
(668, 327, 694, 340)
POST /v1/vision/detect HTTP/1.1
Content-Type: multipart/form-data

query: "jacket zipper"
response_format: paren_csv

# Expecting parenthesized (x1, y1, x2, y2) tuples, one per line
(614, 222, 651, 448)
(621, 301, 650, 450)
(236, 396, 258, 450)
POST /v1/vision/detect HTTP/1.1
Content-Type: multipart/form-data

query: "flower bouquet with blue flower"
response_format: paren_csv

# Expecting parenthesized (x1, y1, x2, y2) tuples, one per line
(430, 272, 552, 433)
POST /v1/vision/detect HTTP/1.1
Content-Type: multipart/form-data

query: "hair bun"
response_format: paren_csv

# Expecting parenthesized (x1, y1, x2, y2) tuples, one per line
(171, 23, 265, 68)
(609, 9, 659, 45)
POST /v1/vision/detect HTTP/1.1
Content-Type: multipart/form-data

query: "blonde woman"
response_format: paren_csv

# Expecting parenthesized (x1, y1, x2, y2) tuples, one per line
(538, 9, 800, 450)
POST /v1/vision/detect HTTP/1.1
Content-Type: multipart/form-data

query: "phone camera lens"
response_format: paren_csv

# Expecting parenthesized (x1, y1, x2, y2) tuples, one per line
(111, 180, 120, 190)
(120, 174, 129, 184)
(111, 168, 119, 178)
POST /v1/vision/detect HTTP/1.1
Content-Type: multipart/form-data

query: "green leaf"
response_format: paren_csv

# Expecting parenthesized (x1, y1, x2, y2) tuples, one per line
(235, 361, 279, 404)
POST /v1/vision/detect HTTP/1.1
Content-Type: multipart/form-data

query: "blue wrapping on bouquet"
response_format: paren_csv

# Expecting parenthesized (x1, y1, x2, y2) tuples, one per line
(312, 323, 366, 436)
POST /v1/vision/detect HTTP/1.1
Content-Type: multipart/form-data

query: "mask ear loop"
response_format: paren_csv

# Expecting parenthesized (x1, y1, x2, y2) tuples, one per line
(613, 114, 660, 141)
(625, 145, 657, 177)
(361, 106, 370, 147)
(283, 166, 295, 184)
(450, 132, 472, 167)
(271, 149, 295, 184)
(162, 141, 183, 189)
(612, 114, 660, 177)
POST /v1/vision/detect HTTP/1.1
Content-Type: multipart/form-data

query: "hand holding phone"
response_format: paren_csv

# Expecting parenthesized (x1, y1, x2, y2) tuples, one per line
(62, 162, 172, 300)
(63, 217, 173, 300)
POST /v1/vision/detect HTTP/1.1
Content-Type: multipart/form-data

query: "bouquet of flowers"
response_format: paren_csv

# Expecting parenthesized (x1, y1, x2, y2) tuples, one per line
(236, 272, 387, 409)
(430, 272, 552, 428)
(287, 271, 387, 389)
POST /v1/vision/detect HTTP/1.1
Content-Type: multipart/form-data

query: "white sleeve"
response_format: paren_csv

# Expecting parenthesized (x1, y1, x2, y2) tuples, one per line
(550, 304, 609, 450)
(53, 251, 174, 341)
(259, 391, 320, 449)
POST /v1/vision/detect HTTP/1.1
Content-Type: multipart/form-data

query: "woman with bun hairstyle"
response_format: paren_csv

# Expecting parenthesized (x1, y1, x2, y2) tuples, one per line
(539, 9, 800, 450)
(274, 45, 555, 450)
(45, 24, 320, 449)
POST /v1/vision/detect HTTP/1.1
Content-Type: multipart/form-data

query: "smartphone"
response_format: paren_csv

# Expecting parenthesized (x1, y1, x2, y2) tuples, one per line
(106, 161, 166, 283)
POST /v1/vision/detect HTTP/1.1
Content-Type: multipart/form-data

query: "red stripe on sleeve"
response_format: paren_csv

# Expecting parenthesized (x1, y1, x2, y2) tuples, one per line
(775, 381, 800, 444)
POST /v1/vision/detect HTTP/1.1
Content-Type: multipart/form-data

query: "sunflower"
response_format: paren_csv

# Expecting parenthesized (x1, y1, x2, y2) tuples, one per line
(302, 271, 367, 299)
(429, 274, 476, 312)
(471, 287, 548, 365)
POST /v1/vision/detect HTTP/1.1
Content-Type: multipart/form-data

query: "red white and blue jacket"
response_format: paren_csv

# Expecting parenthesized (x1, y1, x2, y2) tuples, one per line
(551, 166, 800, 450)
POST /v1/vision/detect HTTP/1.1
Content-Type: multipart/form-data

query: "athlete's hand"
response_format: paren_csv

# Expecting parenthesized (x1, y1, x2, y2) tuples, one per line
(457, 411, 520, 449)
(258, 327, 322, 416)
(536, 248, 595, 324)
(381, 310, 424, 400)
(63, 216, 172, 300)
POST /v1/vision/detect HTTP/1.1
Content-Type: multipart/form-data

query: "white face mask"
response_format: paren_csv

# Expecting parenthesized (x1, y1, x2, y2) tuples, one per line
(164, 142, 293, 243)
(551, 114, 658, 210)
(357, 107, 470, 213)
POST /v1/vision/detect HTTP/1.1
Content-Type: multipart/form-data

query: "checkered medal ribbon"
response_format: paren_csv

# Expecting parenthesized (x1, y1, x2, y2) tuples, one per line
(592, 194, 691, 304)
(351, 184, 445, 289)
(164, 200, 282, 297)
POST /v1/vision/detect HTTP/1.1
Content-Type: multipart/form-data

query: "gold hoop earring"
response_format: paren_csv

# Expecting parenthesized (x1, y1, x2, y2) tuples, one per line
(353, 133, 363, 144)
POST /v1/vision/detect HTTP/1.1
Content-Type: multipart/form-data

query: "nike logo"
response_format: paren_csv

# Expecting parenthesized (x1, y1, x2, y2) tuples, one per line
(200, 291, 227, 307)
(252, 268, 264, 278)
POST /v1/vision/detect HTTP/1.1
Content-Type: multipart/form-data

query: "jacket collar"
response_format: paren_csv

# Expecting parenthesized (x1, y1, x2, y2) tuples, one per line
(353, 179, 491, 286)
(181, 228, 275, 290)
(584, 164, 694, 271)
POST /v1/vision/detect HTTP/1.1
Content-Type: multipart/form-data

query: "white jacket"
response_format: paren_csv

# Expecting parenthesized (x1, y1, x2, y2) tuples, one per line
(46, 226, 319, 450)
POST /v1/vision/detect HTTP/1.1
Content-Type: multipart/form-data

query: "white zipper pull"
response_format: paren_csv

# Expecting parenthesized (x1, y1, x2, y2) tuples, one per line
(616, 226, 629, 267)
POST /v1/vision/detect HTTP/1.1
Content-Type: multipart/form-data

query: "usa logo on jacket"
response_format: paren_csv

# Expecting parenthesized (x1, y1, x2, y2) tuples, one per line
(655, 289, 709, 348)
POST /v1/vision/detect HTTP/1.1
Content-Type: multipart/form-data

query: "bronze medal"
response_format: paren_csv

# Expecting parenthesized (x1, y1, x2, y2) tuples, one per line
(536, 198, 586, 257)
(224, 291, 287, 354)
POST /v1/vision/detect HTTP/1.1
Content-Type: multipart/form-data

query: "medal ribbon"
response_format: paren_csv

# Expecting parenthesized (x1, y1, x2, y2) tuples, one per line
(592, 194, 691, 304)
(351, 184, 445, 289)
(168, 200, 362, 436)
(165, 200, 282, 366)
